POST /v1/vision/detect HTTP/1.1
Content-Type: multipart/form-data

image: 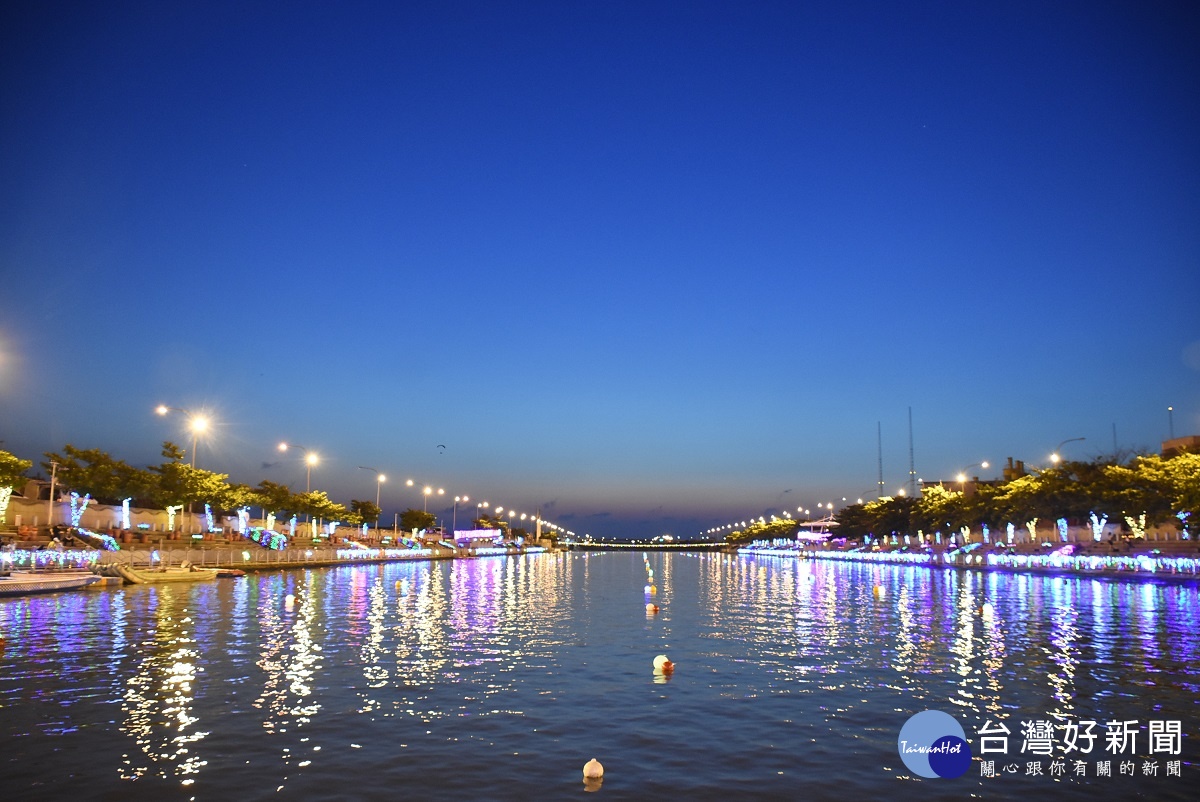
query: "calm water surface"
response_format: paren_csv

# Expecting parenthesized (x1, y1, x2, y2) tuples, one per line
(1, 552, 1197, 800)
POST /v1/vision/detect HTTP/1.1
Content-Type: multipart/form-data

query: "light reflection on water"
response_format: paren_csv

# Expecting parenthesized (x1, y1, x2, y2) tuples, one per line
(0, 552, 1196, 801)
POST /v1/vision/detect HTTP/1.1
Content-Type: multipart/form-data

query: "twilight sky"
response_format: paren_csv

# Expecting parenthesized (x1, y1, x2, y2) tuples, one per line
(2, 1, 1198, 539)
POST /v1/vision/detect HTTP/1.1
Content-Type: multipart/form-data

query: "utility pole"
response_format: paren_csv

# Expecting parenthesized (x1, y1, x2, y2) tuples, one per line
(907, 407, 917, 497)
(47, 460, 58, 533)
(876, 422, 884, 498)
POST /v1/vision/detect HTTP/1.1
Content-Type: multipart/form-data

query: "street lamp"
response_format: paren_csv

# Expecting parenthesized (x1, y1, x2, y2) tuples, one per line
(359, 467, 386, 526)
(155, 405, 209, 468)
(453, 495, 469, 532)
(957, 461, 990, 489)
(278, 442, 318, 492)
(423, 486, 432, 512)
(1050, 438, 1085, 465)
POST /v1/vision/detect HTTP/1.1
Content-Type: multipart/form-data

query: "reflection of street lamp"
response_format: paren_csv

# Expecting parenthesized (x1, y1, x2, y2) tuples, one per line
(155, 405, 209, 468)
(359, 467, 386, 526)
(278, 442, 318, 491)
(1050, 438, 1085, 465)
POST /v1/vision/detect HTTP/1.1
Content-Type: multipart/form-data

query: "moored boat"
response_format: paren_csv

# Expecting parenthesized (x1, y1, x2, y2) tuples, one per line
(0, 571, 102, 597)
(115, 564, 219, 584)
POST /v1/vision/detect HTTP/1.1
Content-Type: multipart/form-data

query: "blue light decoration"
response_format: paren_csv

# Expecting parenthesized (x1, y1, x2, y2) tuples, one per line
(361, 523, 368, 537)
(1178, 512, 1191, 540)
(69, 492, 91, 527)
(1, 548, 103, 569)
(204, 503, 215, 532)
(237, 508, 250, 534)
(1057, 518, 1069, 542)
(982, 524, 990, 544)
(244, 526, 287, 550)
(289, 516, 297, 537)
(1090, 512, 1108, 541)
(74, 527, 120, 551)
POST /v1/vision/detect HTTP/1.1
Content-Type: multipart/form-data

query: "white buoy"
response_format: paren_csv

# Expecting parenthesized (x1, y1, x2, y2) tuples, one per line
(653, 654, 674, 673)
(583, 758, 604, 779)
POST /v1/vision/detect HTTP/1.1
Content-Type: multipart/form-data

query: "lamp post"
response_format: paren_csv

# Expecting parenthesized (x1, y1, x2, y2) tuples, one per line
(1168, 406, 1175, 440)
(956, 461, 990, 492)
(1049, 438, 1085, 466)
(359, 467, 386, 527)
(278, 442, 318, 491)
(155, 405, 209, 468)
(423, 486, 432, 512)
(156, 405, 211, 533)
(453, 495, 469, 533)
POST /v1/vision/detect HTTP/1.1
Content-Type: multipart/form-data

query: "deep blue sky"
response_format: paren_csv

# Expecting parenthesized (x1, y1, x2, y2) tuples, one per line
(2, 1, 1198, 539)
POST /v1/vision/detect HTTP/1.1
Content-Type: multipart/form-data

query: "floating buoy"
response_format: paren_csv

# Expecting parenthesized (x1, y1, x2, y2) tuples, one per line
(648, 585, 657, 596)
(647, 569, 654, 579)
(645, 603, 658, 614)
(653, 654, 674, 673)
(873, 585, 885, 598)
(285, 593, 295, 610)
(981, 602, 994, 618)
(583, 758, 604, 779)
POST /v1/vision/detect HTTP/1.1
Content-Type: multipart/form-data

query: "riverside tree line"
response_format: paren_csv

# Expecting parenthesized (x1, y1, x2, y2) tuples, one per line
(0, 443, 492, 535)
(727, 453, 1200, 544)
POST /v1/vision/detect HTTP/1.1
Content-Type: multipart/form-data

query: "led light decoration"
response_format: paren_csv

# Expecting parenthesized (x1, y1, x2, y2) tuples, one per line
(121, 498, 131, 530)
(237, 508, 250, 534)
(1090, 512, 1108, 541)
(960, 526, 971, 544)
(982, 524, 990, 544)
(361, 523, 368, 537)
(1178, 512, 1191, 540)
(0, 485, 12, 524)
(167, 505, 180, 531)
(204, 503, 215, 532)
(69, 492, 91, 527)
(266, 512, 276, 530)
(1125, 513, 1147, 540)
(1006, 522, 1015, 543)
(1057, 518, 1068, 542)
(289, 516, 297, 537)
(1025, 518, 1039, 543)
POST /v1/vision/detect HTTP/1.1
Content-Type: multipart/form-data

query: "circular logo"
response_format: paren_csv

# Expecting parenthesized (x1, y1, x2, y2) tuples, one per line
(898, 710, 972, 778)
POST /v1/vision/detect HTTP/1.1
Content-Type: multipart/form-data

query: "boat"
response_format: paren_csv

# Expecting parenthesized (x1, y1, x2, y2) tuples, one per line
(0, 571, 102, 597)
(115, 564, 219, 584)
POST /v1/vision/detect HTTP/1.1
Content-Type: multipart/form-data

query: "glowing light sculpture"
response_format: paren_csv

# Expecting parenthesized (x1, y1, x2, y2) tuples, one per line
(1090, 512, 1108, 541)
(69, 492, 91, 527)
(204, 503, 215, 532)
(167, 505, 181, 531)
(1125, 513, 1147, 540)
(1025, 518, 1039, 544)
(0, 486, 11, 524)
(1057, 518, 1068, 542)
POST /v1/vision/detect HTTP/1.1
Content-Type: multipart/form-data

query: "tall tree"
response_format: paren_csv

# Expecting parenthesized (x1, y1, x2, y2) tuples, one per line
(0, 449, 32, 489)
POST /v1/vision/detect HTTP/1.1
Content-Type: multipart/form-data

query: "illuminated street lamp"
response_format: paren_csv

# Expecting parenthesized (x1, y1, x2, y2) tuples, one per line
(155, 405, 209, 468)
(957, 461, 990, 490)
(359, 467, 386, 526)
(1050, 438, 1085, 465)
(453, 494, 469, 532)
(278, 442, 319, 492)
(423, 486, 433, 512)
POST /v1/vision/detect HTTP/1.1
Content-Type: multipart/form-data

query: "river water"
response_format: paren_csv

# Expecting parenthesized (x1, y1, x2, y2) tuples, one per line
(1, 552, 1196, 800)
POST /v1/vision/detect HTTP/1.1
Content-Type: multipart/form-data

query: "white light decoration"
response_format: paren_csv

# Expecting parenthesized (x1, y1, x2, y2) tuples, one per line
(0, 486, 12, 525)
(1178, 512, 1191, 540)
(266, 512, 276, 531)
(1025, 518, 1039, 544)
(204, 503, 215, 532)
(167, 505, 181, 531)
(70, 492, 91, 527)
(960, 526, 971, 544)
(1090, 512, 1108, 541)
(982, 524, 990, 544)
(1125, 513, 1147, 540)
(289, 516, 297, 537)
(122, 498, 131, 530)
(237, 508, 250, 534)
(1006, 522, 1015, 543)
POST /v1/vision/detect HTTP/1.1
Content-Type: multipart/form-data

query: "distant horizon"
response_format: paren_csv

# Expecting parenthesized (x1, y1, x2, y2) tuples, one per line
(2, 2, 1197, 540)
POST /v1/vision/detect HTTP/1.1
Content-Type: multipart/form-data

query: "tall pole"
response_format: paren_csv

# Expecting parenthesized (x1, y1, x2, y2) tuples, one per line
(47, 460, 57, 532)
(1168, 406, 1175, 440)
(876, 421, 884, 499)
(907, 407, 917, 497)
